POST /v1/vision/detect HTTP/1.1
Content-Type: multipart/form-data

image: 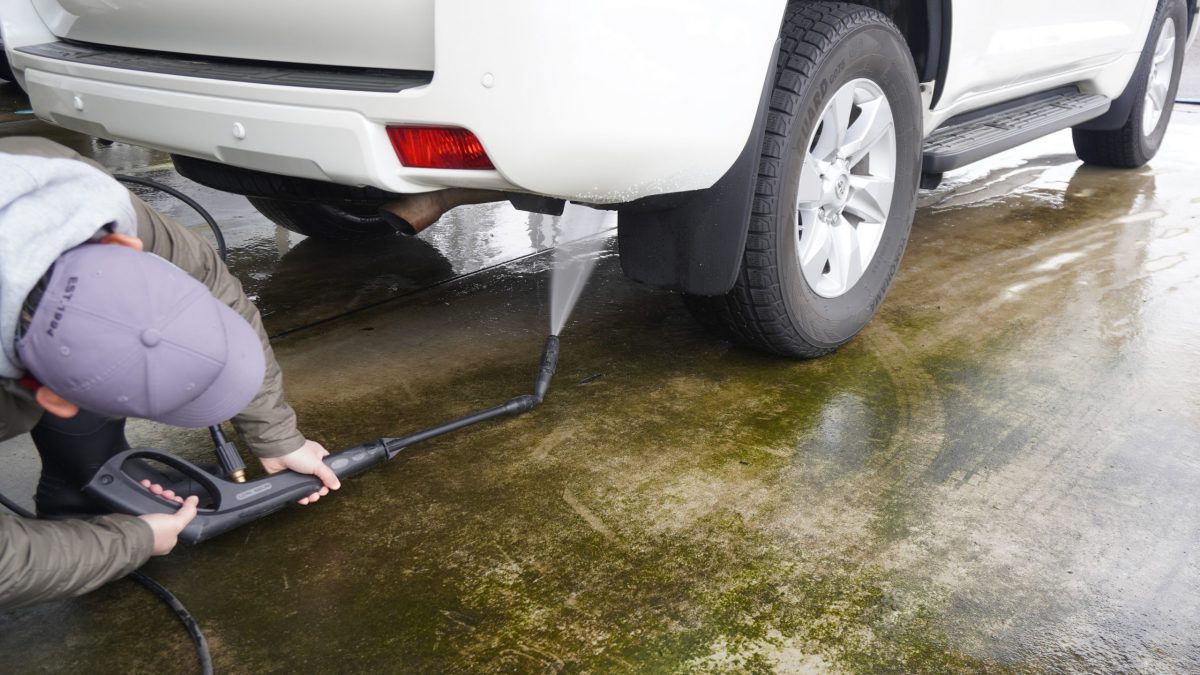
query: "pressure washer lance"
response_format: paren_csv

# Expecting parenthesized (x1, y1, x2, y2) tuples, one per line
(83, 335, 561, 544)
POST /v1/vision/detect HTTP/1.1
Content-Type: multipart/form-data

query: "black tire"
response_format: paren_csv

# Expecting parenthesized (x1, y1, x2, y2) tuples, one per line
(684, 2, 922, 358)
(1072, 0, 1187, 168)
(247, 196, 397, 241)
(0, 47, 16, 84)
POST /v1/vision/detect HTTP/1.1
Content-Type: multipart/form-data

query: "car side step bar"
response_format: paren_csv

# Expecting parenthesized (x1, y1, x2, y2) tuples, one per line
(922, 88, 1111, 175)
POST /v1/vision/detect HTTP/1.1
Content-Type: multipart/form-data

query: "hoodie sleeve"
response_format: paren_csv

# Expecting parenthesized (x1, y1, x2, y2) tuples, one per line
(0, 513, 154, 610)
(132, 197, 305, 458)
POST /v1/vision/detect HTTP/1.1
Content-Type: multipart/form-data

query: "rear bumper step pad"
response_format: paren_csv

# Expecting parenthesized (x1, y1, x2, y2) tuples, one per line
(17, 41, 432, 93)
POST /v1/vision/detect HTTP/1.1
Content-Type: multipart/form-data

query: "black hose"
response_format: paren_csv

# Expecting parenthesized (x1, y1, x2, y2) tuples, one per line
(0, 494, 213, 674)
(0, 492, 34, 518)
(110, 175, 245, 479)
(0, 172, 226, 673)
(128, 572, 214, 675)
(113, 174, 228, 263)
(76, 172, 220, 673)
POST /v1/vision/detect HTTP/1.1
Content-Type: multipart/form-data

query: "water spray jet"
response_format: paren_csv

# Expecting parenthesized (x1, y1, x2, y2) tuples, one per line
(549, 203, 614, 335)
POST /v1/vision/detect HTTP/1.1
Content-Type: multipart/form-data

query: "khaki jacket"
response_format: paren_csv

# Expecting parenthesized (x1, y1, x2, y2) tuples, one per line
(0, 513, 152, 608)
(0, 137, 302, 608)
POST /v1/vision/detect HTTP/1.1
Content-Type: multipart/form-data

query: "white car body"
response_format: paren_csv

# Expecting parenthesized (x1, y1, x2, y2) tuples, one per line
(0, 0, 1178, 203)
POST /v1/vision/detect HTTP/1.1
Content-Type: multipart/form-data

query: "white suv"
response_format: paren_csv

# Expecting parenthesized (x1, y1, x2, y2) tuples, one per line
(2, 0, 1195, 357)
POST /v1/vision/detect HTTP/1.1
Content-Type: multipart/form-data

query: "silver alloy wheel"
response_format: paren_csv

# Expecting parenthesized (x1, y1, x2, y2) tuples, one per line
(795, 78, 897, 299)
(1144, 19, 1177, 133)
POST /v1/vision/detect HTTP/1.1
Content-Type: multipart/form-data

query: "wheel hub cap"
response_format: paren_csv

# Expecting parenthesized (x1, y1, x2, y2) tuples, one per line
(818, 163, 853, 224)
(795, 79, 897, 299)
(828, 169, 850, 205)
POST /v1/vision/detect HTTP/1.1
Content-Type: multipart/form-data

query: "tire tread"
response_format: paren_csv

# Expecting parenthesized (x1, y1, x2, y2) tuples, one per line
(685, 2, 902, 358)
(247, 196, 396, 241)
(1071, 0, 1183, 169)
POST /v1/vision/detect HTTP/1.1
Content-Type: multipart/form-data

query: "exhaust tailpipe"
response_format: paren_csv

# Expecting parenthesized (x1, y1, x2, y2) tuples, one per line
(379, 188, 505, 236)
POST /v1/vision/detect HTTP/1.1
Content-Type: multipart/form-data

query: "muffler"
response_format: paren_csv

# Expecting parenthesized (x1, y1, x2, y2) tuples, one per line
(378, 188, 505, 236)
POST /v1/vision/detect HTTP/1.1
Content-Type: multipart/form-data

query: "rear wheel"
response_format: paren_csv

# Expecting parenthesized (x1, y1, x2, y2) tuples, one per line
(1072, 0, 1187, 168)
(684, 2, 922, 358)
(247, 197, 396, 241)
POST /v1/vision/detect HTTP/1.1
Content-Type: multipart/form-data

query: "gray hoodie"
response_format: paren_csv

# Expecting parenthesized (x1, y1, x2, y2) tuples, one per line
(0, 152, 137, 378)
(0, 137, 302, 456)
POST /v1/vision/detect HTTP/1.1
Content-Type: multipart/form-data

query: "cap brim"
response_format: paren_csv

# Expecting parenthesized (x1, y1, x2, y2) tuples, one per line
(153, 303, 266, 428)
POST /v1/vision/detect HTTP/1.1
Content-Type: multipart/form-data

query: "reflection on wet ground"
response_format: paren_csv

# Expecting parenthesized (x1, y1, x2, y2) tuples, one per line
(3, 76, 1200, 672)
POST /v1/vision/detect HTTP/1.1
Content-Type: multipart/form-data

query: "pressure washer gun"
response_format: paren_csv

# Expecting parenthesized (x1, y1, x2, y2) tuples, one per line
(83, 336, 560, 544)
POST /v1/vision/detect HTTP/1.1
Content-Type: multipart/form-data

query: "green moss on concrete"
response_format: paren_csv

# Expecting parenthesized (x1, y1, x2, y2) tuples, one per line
(188, 326, 993, 672)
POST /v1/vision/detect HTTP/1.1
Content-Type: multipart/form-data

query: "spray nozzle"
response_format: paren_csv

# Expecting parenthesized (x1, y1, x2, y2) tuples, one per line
(533, 335, 560, 402)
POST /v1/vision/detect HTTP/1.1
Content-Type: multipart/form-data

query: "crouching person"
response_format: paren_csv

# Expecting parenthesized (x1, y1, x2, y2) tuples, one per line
(0, 138, 339, 609)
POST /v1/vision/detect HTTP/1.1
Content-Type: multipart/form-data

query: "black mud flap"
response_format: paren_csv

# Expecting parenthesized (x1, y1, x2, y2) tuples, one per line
(617, 39, 780, 296)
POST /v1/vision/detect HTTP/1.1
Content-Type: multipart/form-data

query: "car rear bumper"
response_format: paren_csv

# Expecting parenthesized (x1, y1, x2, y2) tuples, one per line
(6, 1, 786, 202)
(21, 65, 512, 194)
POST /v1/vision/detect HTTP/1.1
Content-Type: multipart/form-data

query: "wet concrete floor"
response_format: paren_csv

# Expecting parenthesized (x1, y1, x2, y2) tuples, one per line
(2, 57, 1200, 672)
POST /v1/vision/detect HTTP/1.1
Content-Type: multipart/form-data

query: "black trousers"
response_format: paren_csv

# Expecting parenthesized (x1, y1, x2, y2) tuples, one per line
(30, 409, 131, 516)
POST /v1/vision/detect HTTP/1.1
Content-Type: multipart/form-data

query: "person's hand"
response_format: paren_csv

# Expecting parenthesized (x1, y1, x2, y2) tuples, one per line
(259, 439, 341, 505)
(139, 478, 184, 504)
(138, 496, 199, 556)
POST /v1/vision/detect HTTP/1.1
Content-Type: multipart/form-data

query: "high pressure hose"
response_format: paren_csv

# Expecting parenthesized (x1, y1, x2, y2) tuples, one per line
(113, 174, 228, 262)
(110, 173, 222, 675)
(0, 491, 214, 674)
(113, 174, 246, 482)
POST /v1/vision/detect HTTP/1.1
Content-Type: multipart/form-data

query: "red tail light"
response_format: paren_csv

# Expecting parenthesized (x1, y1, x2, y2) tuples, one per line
(387, 126, 495, 170)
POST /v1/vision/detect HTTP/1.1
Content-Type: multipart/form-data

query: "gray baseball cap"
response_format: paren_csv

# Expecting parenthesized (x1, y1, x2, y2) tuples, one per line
(16, 243, 265, 427)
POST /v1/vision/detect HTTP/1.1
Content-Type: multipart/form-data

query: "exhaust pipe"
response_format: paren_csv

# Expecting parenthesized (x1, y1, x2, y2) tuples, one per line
(379, 188, 505, 236)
